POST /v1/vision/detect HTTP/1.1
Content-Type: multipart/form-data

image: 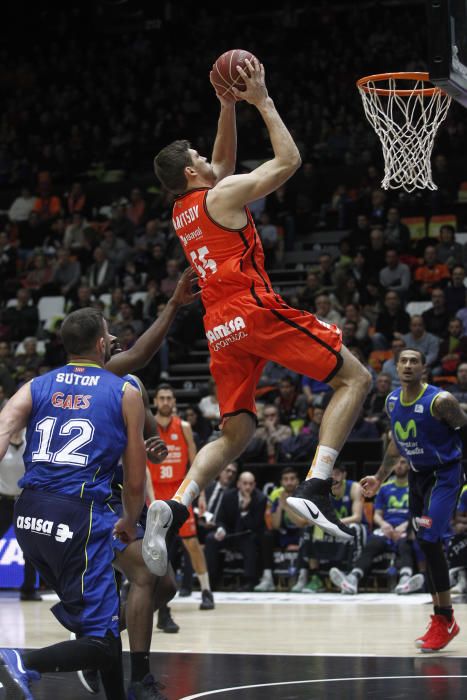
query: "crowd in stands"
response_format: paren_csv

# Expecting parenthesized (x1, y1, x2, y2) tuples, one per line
(0, 4, 465, 190)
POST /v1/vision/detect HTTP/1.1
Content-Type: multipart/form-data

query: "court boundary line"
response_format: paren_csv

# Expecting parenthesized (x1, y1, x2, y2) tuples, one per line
(177, 675, 467, 699)
(152, 649, 467, 658)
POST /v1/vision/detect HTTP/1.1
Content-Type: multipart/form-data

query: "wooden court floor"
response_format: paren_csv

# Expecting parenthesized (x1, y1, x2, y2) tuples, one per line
(1, 590, 467, 698)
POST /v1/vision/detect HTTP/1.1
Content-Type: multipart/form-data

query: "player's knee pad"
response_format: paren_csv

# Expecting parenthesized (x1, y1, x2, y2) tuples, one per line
(417, 538, 450, 592)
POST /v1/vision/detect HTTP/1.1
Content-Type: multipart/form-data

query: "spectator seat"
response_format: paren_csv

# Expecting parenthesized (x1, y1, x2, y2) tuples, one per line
(406, 301, 433, 316)
(37, 296, 66, 330)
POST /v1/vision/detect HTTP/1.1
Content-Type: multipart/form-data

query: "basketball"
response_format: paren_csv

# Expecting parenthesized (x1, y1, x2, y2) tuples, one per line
(211, 49, 258, 101)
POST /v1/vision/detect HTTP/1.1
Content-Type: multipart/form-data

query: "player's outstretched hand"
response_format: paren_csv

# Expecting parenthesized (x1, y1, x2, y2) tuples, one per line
(210, 70, 237, 107)
(171, 267, 201, 307)
(114, 517, 137, 544)
(145, 436, 168, 464)
(359, 475, 381, 498)
(232, 58, 268, 106)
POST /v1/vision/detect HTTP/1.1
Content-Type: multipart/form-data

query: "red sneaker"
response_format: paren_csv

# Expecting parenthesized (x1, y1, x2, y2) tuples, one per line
(415, 615, 437, 648)
(418, 614, 459, 652)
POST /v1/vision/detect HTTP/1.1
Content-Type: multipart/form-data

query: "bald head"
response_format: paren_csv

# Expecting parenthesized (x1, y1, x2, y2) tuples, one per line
(238, 471, 256, 497)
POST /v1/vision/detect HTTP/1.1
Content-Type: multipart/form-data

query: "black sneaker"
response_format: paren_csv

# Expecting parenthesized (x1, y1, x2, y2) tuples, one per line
(178, 587, 192, 597)
(127, 673, 168, 700)
(20, 590, 42, 601)
(142, 500, 189, 576)
(287, 478, 355, 541)
(77, 669, 100, 694)
(157, 606, 180, 634)
(199, 589, 215, 610)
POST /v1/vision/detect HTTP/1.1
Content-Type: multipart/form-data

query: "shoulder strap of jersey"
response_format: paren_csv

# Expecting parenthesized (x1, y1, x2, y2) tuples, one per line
(384, 389, 398, 417)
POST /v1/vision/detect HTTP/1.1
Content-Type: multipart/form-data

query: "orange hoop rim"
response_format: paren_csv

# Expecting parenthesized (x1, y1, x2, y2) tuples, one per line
(356, 72, 445, 97)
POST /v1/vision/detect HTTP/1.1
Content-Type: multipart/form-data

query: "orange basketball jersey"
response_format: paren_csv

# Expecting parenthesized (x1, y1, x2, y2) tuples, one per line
(172, 187, 273, 306)
(148, 416, 189, 495)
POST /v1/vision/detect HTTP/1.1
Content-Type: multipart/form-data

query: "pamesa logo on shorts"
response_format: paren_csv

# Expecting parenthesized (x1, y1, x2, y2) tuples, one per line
(16, 516, 74, 543)
(205, 316, 248, 351)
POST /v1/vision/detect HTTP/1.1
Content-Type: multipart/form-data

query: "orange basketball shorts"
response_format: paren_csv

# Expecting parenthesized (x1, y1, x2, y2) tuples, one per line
(204, 290, 343, 423)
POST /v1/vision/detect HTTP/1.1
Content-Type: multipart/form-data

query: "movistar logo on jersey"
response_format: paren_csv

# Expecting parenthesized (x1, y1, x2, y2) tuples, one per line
(394, 419, 417, 441)
(387, 493, 409, 510)
(334, 505, 351, 519)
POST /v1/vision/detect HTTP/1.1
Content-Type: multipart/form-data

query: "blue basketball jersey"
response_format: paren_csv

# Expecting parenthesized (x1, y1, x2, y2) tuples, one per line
(374, 478, 409, 527)
(386, 383, 462, 469)
(21, 362, 129, 503)
(332, 479, 354, 519)
(457, 484, 467, 513)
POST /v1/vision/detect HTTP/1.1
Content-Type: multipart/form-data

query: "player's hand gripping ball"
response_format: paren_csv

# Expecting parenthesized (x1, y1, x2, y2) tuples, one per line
(210, 49, 258, 101)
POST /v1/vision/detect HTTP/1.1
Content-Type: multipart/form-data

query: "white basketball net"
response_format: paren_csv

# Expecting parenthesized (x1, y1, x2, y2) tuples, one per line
(358, 76, 451, 192)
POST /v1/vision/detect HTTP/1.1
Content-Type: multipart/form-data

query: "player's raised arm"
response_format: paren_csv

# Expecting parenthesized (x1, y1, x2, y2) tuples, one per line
(208, 58, 301, 212)
(105, 268, 199, 377)
(210, 72, 237, 182)
(0, 382, 32, 460)
(116, 386, 147, 542)
(360, 436, 400, 498)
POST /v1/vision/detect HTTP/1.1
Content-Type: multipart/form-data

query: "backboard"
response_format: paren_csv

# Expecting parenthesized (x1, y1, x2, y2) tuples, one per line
(427, 0, 467, 107)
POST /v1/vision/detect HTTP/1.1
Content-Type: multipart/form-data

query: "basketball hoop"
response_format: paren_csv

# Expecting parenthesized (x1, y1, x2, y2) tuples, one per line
(356, 72, 451, 192)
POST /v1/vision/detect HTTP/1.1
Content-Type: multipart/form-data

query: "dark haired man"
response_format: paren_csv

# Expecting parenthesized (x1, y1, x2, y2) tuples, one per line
(0, 308, 147, 699)
(255, 467, 307, 592)
(362, 348, 467, 651)
(146, 384, 215, 611)
(146, 59, 372, 577)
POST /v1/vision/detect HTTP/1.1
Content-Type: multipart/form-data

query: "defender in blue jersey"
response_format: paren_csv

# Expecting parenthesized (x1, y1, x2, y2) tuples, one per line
(73, 270, 198, 699)
(0, 308, 147, 700)
(362, 348, 467, 653)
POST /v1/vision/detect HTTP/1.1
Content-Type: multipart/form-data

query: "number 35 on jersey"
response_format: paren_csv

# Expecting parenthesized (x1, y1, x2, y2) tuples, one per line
(190, 246, 217, 279)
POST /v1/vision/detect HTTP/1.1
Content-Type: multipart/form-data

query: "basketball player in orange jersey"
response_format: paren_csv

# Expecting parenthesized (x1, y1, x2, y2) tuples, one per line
(142, 57, 371, 576)
(146, 384, 215, 610)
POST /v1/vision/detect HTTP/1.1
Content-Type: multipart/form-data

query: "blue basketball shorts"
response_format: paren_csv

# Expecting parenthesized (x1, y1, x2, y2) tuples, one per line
(15, 488, 119, 638)
(409, 462, 463, 543)
(106, 489, 146, 554)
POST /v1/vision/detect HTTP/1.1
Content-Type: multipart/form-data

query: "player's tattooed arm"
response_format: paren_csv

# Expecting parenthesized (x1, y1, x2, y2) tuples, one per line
(375, 436, 400, 484)
(432, 391, 467, 429)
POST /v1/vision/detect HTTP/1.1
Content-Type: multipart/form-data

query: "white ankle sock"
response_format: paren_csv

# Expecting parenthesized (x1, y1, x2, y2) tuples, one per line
(198, 572, 211, 592)
(174, 479, 200, 507)
(262, 569, 273, 582)
(307, 445, 339, 480)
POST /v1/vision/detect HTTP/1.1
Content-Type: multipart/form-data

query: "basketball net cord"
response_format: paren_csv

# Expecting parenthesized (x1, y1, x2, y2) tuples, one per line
(358, 77, 451, 192)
